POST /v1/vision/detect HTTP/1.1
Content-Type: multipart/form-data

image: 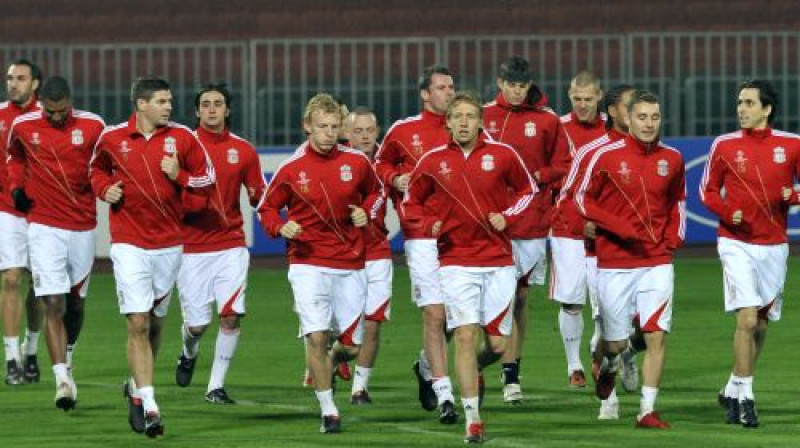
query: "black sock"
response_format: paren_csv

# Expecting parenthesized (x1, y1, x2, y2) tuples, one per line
(502, 362, 519, 384)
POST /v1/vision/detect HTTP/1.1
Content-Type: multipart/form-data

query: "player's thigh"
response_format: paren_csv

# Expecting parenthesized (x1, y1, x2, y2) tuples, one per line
(331, 268, 367, 345)
(365, 258, 392, 321)
(439, 266, 482, 331)
(0, 212, 28, 271)
(66, 228, 95, 298)
(211, 247, 249, 317)
(597, 269, 637, 341)
(718, 237, 761, 312)
(149, 248, 182, 317)
(110, 244, 155, 315)
(177, 252, 216, 326)
(288, 264, 334, 336)
(635, 264, 674, 333)
(549, 237, 587, 305)
(28, 223, 70, 296)
(481, 265, 517, 336)
(405, 239, 444, 307)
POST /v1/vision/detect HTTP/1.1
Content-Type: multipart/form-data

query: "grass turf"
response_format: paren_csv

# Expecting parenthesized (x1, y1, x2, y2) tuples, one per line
(1, 256, 798, 447)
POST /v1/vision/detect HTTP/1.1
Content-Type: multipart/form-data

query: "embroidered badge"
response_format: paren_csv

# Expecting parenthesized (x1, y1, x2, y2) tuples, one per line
(438, 161, 452, 179)
(164, 136, 177, 154)
(618, 161, 631, 184)
(481, 154, 495, 172)
(340, 164, 352, 182)
(773, 146, 786, 164)
(411, 134, 424, 156)
(735, 150, 747, 173)
(71, 129, 83, 145)
(31, 132, 40, 146)
(227, 148, 239, 164)
(297, 171, 310, 193)
(524, 121, 536, 138)
(486, 120, 499, 134)
(120, 140, 131, 161)
(657, 159, 669, 177)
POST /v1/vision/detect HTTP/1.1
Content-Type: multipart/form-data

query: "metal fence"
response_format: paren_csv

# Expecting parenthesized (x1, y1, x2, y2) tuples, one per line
(3, 32, 800, 145)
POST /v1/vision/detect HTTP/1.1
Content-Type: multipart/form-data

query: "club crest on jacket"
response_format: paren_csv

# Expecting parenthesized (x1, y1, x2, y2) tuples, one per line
(72, 129, 84, 145)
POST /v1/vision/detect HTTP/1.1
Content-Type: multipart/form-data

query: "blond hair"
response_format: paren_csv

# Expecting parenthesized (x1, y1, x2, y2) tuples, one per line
(303, 93, 341, 124)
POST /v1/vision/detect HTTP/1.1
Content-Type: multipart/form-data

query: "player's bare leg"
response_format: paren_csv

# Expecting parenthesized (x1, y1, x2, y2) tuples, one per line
(454, 324, 484, 442)
(127, 311, 164, 436)
(422, 303, 455, 421)
(635, 331, 669, 428)
(204, 314, 241, 404)
(23, 283, 44, 382)
(43, 294, 74, 410)
(62, 290, 84, 370)
(2, 268, 25, 385)
(351, 319, 380, 403)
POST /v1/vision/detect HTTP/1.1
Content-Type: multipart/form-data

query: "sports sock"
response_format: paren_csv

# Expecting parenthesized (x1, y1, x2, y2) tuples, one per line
(66, 344, 76, 369)
(461, 396, 481, 425)
(315, 389, 338, 416)
(207, 329, 239, 392)
(589, 318, 602, 355)
(432, 376, 454, 405)
(559, 308, 584, 373)
(128, 376, 142, 399)
(640, 385, 658, 415)
(4, 336, 20, 362)
(23, 330, 39, 356)
(607, 386, 618, 402)
(138, 386, 159, 414)
(723, 373, 738, 398)
(501, 362, 519, 384)
(352, 365, 372, 394)
(52, 363, 70, 384)
(418, 349, 433, 381)
(182, 325, 202, 359)
(738, 376, 754, 401)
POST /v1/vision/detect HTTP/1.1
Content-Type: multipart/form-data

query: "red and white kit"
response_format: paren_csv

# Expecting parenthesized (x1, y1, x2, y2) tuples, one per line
(576, 135, 686, 340)
(700, 128, 800, 319)
(364, 146, 393, 322)
(258, 142, 384, 343)
(178, 127, 267, 326)
(375, 109, 450, 307)
(483, 91, 572, 285)
(0, 99, 40, 270)
(7, 108, 104, 296)
(90, 115, 215, 315)
(403, 135, 536, 334)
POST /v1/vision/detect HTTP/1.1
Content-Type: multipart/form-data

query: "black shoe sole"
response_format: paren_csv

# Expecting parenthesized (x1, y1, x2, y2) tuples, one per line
(122, 382, 146, 434)
(439, 411, 458, 424)
(411, 362, 437, 412)
(145, 422, 165, 438)
(55, 398, 76, 411)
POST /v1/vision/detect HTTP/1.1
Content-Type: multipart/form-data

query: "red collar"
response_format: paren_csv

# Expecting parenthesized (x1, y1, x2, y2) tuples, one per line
(625, 134, 661, 154)
(571, 111, 602, 127)
(420, 108, 446, 127)
(743, 127, 772, 140)
(196, 125, 230, 143)
(125, 113, 171, 138)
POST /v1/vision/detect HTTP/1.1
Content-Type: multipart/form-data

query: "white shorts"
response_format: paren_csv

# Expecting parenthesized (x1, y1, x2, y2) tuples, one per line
(287, 264, 365, 345)
(439, 265, 516, 336)
(585, 256, 600, 319)
(110, 243, 182, 317)
(597, 264, 674, 341)
(0, 212, 28, 270)
(512, 238, 547, 286)
(365, 258, 392, 321)
(549, 237, 586, 305)
(718, 237, 787, 321)
(405, 239, 444, 307)
(28, 223, 94, 297)
(177, 247, 249, 327)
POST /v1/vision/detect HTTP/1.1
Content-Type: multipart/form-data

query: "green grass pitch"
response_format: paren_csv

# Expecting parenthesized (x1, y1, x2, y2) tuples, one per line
(2, 256, 799, 447)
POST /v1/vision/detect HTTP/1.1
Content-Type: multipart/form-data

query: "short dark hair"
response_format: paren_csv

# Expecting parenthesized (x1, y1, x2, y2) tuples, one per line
(626, 89, 660, 113)
(603, 84, 635, 130)
(418, 65, 453, 92)
(9, 59, 43, 91)
(39, 76, 71, 102)
(738, 79, 778, 124)
(499, 56, 533, 83)
(130, 76, 170, 108)
(195, 82, 232, 127)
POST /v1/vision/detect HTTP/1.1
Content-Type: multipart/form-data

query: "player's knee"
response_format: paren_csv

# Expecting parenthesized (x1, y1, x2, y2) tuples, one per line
(305, 331, 328, 352)
(736, 309, 758, 332)
(127, 314, 150, 336)
(219, 314, 241, 331)
(422, 305, 446, 326)
(488, 335, 508, 355)
(44, 295, 66, 315)
(605, 340, 628, 355)
(562, 303, 583, 314)
(187, 324, 208, 336)
(453, 326, 477, 347)
(2, 269, 23, 289)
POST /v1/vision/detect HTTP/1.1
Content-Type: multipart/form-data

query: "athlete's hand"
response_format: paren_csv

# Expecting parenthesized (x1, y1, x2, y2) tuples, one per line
(431, 220, 442, 237)
(280, 220, 302, 239)
(584, 221, 597, 239)
(161, 152, 180, 180)
(104, 181, 124, 203)
(349, 205, 367, 228)
(533, 171, 542, 182)
(782, 186, 793, 201)
(488, 212, 507, 232)
(392, 174, 410, 192)
(731, 209, 743, 225)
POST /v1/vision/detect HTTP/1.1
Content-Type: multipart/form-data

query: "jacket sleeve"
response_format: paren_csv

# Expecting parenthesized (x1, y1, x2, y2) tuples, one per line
(89, 136, 116, 201)
(374, 130, 408, 190)
(6, 128, 27, 192)
(575, 152, 646, 241)
(536, 119, 573, 185)
(243, 146, 268, 208)
(360, 160, 385, 222)
(664, 159, 687, 250)
(174, 132, 216, 191)
(401, 162, 438, 237)
(699, 139, 735, 225)
(502, 149, 538, 228)
(256, 170, 291, 238)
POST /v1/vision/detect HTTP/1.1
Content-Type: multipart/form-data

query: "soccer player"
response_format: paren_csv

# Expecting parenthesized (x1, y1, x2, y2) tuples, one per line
(343, 107, 392, 404)
(700, 80, 800, 428)
(1, 59, 45, 385)
(483, 56, 572, 400)
(173, 83, 266, 404)
(258, 93, 383, 434)
(374, 65, 458, 421)
(553, 83, 636, 419)
(6, 76, 104, 410)
(576, 90, 686, 429)
(550, 70, 606, 391)
(90, 76, 215, 437)
(404, 91, 536, 443)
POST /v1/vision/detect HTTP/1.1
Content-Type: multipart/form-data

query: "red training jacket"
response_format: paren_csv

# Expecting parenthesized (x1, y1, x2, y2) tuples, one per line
(182, 126, 267, 253)
(403, 135, 537, 267)
(374, 109, 450, 239)
(89, 114, 215, 249)
(7, 108, 105, 231)
(0, 99, 41, 217)
(700, 128, 800, 245)
(576, 135, 686, 269)
(258, 142, 385, 270)
(483, 91, 572, 239)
